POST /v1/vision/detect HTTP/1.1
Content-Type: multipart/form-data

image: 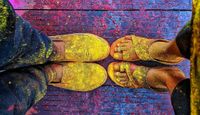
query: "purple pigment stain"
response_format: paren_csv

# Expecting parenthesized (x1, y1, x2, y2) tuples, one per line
(9, 0, 26, 8)
(10, 0, 31, 15)
(7, 105, 14, 111)
(25, 107, 38, 115)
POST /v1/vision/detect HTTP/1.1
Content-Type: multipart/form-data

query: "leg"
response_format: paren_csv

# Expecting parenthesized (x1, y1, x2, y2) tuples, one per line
(108, 62, 186, 93)
(110, 21, 191, 63)
(142, 66, 190, 114)
(150, 21, 192, 60)
(147, 67, 186, 94)
(171, 79, 190, 115)
(108, 62, 189, 114)
(0, 66, 48, 114)
(0, 0, 110, 70)
(0, 0, 53, 70)
(0, 62, 108, 114)
(0, 0, 15, 39)
(110, 35, 184, 64)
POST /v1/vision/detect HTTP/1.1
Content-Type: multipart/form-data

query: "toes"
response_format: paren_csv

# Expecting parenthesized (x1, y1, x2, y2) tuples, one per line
(118, 80, 127, 84)
(120, 40, 132, 49)
(117, 77, 127, 81)
(115, 72, 128, 82)
(113, 53, 123, 59)
(121, 43, 130, 47)
(122, 51, 130, 60)
(114, 47, 121, 52)
(118, 42, 127, 47)
(124, 36, 132, 40)
(114, 72, 126, 77)
(119, 38, 132, 45)
(116, 79, 127, 85)
(120, 40, 130, 44)
(113, 51, 130, 60)
(111, 36, 133, 60)
(113, 63, 120, 71)
(113, 63, 128, 73)
(122, 40, 132, 44)
(114, 43, 128, 52)
(115, 46, 127, 52)
(113, 63, 126, 73)
(112, 48, 128, 60)
(114, 72, 121, 76)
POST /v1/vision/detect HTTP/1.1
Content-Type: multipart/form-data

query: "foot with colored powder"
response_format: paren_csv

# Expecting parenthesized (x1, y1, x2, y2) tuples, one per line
(108, 62, 185, 93)
(110, 35, 183, 65)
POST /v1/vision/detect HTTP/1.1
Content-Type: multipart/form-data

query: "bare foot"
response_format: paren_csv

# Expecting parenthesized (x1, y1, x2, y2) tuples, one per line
(111, 35, 183, 64)
(108, 62, 156, 88)
(110, 35, 154, 61)
(108, 62, 185, 92)
(147, 67, 186, 94)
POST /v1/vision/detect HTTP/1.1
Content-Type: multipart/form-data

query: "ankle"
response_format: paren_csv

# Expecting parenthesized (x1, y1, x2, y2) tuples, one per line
(49, 41, 65, 61)
(146, 68, 167, 88)
(148, 67, 186, 94)
(149, 40, 183, 62)
(166, 40, 183, 58)
(45, 64, 63, 83)
(44, 66, 56, 83)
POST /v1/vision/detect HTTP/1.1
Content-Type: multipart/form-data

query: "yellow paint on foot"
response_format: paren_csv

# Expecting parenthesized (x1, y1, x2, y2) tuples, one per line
(108, 62, 149, 88)
(0, 0, 9, 32)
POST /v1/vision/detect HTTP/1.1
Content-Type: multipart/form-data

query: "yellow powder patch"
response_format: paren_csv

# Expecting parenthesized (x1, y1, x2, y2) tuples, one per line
(0, 1, 9, 32)
(191, 0, 200, 114)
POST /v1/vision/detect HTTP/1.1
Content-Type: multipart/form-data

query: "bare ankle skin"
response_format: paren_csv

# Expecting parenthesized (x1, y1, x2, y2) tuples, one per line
(45, 64, 63, 83)
(147, 67, 186, 95)
(149, 40, 183, 61)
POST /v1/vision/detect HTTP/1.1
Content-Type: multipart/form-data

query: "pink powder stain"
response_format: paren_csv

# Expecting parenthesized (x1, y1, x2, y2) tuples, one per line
(9, 0, 31, 15)
(25, 107, 38, 115)
(125, 96, 131, 103)
(7, 105, 15, 111)
(93, 91, 101, 113)
(9, 0, 26, 8)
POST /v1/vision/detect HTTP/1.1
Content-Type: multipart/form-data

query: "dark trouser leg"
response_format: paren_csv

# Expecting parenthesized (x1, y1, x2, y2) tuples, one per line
(0, 0, 53, 70)
(171, 79, 190, 115)
(175, 21, 192, 59)
(171, 21, 192, 115)
(0, 66, 48, 115)
(0, 1, 51, 114)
